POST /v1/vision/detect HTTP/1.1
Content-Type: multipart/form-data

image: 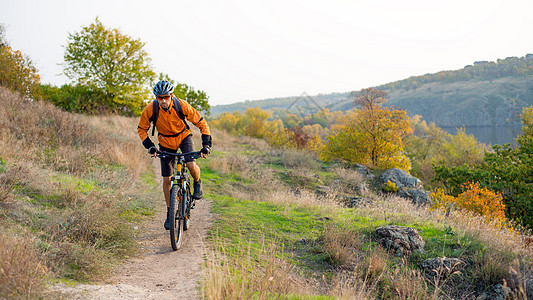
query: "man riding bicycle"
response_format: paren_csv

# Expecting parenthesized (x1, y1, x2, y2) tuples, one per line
(137, 80, 212, 230)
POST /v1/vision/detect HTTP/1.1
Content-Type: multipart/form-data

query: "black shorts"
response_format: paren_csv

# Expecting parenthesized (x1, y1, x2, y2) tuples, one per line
(159, 134, 195, 177)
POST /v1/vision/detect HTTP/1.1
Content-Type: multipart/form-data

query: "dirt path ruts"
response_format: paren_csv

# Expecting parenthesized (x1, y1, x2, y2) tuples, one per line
(54, 159, 213, 299)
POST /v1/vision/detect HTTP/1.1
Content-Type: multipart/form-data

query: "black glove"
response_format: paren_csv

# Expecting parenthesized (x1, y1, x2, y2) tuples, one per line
(201, 146, 211, 155)
(148, 146, 157, 155)
(201, 134, 212, 148)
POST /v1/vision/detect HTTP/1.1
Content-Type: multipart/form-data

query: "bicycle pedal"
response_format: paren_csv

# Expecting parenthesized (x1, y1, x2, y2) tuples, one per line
(191, 200, 196, 209)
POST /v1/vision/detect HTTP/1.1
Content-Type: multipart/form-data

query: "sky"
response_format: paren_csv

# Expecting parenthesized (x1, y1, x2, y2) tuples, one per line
(1, 0, 532, 106)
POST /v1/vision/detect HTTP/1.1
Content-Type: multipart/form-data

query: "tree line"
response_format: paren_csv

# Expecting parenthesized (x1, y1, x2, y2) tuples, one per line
(0, 19, 210, 116)
(382, 54, 533, 92)
(211, 91, 533, 231)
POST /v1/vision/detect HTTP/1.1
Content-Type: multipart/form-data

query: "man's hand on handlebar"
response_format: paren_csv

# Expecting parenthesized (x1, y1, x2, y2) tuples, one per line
(148, 146, 158, 157)
(200, 146, 211, 159)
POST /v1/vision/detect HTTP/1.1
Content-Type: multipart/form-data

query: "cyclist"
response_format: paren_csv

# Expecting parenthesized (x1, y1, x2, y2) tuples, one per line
(137, 80, 212, 230)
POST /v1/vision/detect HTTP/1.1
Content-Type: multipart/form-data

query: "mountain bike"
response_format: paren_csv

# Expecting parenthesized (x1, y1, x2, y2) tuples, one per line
(157, 150, 202, 251)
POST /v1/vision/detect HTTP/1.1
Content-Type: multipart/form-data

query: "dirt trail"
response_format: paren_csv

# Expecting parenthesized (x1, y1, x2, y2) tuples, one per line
(54, 160, 213, 299)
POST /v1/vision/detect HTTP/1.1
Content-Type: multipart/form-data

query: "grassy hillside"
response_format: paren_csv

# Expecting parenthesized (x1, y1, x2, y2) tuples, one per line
(2, 82, 532, 298)
(199, 128, 533, 299)
(0, 86, 158, 298)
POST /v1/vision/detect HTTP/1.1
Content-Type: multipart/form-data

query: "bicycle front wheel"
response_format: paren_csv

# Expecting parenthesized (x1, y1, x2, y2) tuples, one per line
(169, 186, 184, 251)
(183, 183, 192, 231)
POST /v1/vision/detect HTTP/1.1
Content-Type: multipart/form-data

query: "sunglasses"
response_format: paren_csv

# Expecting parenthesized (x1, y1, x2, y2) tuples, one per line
(157, 95, 171, 100)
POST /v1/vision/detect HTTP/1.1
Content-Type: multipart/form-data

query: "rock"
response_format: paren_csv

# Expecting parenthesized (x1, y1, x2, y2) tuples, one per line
(378, 168, 423, 190)
(397, 189, 431, 206)
(421, 257, 467, 278)
(476, 284, 513, 300)
(340, 195, 372, 208)
(379, 168, 431, 206)
(355, 182, 368, 195)
(354, 164, 375, 180)
(289, 187, 301, 197)
(375, 225, 425, 256)
(315, 186, 329, 197)
(492, 284, 512, 300)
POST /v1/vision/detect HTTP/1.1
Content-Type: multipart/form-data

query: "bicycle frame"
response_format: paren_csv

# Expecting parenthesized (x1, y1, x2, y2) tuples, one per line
(157, 150, 202, 250)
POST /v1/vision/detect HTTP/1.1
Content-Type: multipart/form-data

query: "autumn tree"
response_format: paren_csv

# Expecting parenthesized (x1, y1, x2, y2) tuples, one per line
(63, 18, 155, 115)
(321, 88, 412, 170)
(0, 24, 40, 97)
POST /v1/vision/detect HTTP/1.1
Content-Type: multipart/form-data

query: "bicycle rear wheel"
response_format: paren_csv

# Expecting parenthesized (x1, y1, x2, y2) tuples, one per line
(169, 186, 183, 251)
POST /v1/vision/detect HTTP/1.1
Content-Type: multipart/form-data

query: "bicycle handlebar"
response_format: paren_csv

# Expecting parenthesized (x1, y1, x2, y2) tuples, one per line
(156, 150, 202, 160)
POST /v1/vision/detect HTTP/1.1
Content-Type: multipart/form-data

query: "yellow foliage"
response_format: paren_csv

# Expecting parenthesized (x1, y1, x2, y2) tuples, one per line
(304, 134, 324, 154)
(321, 89, 412, 171)
(382, 180, 399, 193)
(430, 188, 457, 213)
(431, 183, 507, 226)
(521, 106, 533, 137)
(0, 45, 40, 97)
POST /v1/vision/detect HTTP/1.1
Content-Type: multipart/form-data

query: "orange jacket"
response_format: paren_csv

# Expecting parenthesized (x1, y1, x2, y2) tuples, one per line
(137, 98, 210, 150)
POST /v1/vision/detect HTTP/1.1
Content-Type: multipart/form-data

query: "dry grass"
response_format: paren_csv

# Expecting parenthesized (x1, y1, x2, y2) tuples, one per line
(204, 125, 533, 299)
(0, 232, 46, 299)
(208, 152, 250, 175)
(322, 223, 362, 268)
(0, 86, 157, 295)
(203, 238, 311, 299)
(280, 149, 321, 169)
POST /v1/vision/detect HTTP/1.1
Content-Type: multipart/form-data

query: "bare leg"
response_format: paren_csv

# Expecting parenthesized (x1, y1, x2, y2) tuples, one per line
(186, 161, 201, 182)
(163, 176, 171, 207)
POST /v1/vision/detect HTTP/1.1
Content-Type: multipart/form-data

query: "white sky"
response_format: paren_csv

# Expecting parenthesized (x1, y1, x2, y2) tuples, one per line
(1, 0, 532, 105)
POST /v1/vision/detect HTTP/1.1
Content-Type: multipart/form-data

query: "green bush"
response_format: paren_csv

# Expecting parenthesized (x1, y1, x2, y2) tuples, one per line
(39, 83, 112, 114)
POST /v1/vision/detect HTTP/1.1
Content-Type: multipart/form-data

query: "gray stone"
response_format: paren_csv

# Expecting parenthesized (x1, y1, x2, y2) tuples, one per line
(354, 164, 375, 180)
(492, 284, 511, 300)
(342, 196, 372, 208)
(421, 257, 467, 278)
(398, 188, 431, 206)
(355, 182, 368, 195)
(315, 186, 329, 197)
(378, 168, 423, 190)
(375, 225, 425, 256)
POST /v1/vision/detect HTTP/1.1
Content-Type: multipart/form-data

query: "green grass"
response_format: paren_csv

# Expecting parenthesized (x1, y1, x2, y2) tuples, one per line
(201, 141, 533, 298)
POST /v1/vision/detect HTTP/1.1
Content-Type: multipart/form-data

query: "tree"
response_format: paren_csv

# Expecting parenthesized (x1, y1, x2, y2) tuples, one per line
(156, 73, 211, 116)
(0, 24, 40, 97)
(63, 18, 155, 115)
(404, 116, 487, 186)
(434, 106, 533, 230)
(321, 88, 412, 170)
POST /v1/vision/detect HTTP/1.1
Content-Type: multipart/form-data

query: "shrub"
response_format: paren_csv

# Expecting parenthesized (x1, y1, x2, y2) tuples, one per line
(431, 182, 507, 226)
(382, 180, 399, 193)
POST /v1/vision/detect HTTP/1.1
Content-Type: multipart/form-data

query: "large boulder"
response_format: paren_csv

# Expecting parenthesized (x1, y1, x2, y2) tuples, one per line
(378, 168, 423, 190)
(375, 225, 425, 256)
(379, 168, 431, 206)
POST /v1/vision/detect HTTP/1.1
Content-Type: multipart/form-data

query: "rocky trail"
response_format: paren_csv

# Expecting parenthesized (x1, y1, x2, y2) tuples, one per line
(54, 161, 213, 299)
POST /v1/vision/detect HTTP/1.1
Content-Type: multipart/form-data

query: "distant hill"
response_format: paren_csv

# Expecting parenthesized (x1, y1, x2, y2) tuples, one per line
(212, 54, 533, 127)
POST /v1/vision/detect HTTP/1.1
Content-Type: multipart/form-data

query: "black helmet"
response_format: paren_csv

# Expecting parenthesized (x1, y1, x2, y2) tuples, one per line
(153, 80, 174, 96)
